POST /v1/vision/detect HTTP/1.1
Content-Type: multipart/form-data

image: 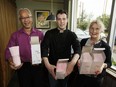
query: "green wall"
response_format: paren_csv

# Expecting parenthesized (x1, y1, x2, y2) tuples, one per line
(16, 0, 64, 32)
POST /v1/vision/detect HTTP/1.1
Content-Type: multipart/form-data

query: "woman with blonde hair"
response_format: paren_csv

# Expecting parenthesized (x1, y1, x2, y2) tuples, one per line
(72, 19, 111, 87)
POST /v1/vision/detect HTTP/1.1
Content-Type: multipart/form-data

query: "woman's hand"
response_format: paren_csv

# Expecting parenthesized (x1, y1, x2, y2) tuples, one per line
(95, 63, 107, 75)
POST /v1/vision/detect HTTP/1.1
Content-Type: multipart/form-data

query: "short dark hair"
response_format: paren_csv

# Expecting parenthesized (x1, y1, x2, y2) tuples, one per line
(56, 9, 68, 18)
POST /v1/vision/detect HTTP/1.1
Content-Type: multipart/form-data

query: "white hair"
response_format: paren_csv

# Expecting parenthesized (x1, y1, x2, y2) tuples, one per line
(88, 19, 105, 32)
(18, 8, 32, 18)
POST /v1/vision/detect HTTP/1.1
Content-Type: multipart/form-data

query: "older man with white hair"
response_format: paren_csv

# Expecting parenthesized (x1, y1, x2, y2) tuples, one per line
(5, 8, 48, 87)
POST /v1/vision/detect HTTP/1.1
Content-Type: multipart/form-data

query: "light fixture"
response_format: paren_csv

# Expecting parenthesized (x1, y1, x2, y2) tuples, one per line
(46, 0, 55, 21)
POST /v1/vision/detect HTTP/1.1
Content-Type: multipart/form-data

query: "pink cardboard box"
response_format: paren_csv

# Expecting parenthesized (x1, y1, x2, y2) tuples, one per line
(56, 59, 69, 79)
(79, 47, 106, 74)
(9, 46, 21, 67)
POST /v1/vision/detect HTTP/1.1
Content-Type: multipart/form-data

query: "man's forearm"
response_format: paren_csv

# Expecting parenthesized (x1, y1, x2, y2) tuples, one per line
(70, 53, 80, 66)
(43, 57, 50, 68)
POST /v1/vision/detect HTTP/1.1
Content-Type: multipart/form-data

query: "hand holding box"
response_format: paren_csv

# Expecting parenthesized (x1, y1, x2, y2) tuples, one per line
(9, 46, 21, 67)
(90, 49, 106, 74)
(56, 59, 69, 79)
(79, 46, 106, 74)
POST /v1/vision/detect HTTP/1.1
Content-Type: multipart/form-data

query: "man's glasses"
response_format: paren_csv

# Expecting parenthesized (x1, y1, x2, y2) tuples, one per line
(20, 16, 32, 20)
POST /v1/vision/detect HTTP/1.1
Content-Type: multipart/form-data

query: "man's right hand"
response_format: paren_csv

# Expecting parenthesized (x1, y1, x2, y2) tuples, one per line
(43, 57, 56, 79)
(8, 58, 23, 70)
(47, 64, 56, 79)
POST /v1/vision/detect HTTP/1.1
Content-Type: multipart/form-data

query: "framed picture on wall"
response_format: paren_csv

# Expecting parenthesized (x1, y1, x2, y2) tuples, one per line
(35, 10, 50, 29)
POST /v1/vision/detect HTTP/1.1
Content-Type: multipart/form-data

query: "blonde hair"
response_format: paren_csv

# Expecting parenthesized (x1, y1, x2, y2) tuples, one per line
(88, 19, 105, 32)
(18, 8, 32, 18)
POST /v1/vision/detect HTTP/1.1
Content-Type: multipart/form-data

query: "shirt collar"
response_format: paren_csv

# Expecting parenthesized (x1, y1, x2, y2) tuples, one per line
(57, 28, 67, 33)
(86, 38, 101, 46)
(19, 27, 36, 33)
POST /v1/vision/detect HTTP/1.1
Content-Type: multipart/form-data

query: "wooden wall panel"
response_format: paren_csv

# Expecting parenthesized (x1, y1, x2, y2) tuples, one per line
(0, 0, 17, 87)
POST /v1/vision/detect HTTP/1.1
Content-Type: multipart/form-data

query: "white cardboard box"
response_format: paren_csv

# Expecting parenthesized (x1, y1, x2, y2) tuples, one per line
(9, 46, 21, 67)
(31, 36, 41, 65)
(79, 52, 93, 74)
(56, 59, 69, 79)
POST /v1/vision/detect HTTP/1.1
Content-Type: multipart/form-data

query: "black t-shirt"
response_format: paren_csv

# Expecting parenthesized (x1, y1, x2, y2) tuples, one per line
(41, 28, 81, 65)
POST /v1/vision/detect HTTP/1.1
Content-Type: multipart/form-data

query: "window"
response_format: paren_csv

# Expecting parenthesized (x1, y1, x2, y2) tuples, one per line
(110, 19, 116, 69)
(70, 0, 116, 70)
(108, 0, 116, 69)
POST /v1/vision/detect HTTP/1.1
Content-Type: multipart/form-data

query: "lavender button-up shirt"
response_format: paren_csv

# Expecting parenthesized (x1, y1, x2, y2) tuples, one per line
(5, 28, 44, 62)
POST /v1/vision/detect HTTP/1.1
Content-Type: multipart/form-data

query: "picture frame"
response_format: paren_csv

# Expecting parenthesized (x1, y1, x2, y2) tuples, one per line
(35, 10, 50, 29)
